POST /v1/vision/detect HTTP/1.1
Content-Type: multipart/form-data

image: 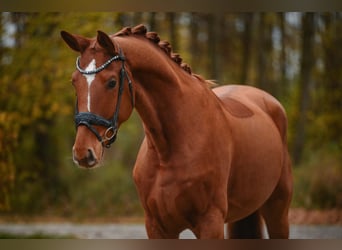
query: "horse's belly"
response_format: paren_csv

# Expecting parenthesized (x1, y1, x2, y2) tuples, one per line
(226, 117, 284, 222)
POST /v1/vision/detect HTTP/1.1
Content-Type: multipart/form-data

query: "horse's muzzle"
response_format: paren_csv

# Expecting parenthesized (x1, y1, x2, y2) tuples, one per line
(73, 147, 98, 168)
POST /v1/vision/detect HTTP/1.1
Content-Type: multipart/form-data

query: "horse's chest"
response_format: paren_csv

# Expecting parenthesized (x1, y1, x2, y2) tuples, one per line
(144, 170, 213, 229)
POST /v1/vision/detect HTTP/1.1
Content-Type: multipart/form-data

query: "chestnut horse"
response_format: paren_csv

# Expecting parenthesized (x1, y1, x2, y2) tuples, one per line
(61, 24, 292, 239)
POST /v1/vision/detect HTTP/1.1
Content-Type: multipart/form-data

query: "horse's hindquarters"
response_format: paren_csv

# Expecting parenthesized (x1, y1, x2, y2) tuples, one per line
(227, 116, 284, 221)
(214, 85, 287, 222)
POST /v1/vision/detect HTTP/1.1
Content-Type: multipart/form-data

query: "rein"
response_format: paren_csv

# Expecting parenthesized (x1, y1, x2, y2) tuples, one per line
(75, 49, 134, 148)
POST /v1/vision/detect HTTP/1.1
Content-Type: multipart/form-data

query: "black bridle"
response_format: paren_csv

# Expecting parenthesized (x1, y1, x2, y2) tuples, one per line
(74, 49, 134, 148)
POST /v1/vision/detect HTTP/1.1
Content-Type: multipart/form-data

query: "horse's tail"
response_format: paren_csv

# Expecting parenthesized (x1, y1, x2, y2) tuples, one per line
(228, 211, 263, 238)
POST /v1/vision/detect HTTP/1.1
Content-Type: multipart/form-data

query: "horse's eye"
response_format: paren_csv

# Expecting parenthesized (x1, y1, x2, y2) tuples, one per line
(107, 79, 117, 89)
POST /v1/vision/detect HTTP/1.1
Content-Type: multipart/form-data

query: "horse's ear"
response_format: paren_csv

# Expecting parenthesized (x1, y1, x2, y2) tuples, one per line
(60, 30, 90, 53)
(97, 30, 116, 55)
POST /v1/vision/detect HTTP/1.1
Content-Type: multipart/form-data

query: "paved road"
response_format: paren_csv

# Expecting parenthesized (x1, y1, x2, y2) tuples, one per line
(0, 223, 341, 239)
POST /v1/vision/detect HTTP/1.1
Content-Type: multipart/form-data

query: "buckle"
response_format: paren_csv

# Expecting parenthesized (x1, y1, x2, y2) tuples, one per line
(102, 126, 117, 147)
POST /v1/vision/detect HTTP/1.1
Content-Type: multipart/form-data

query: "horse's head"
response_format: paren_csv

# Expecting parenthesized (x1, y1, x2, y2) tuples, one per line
(61, 30, 134, 168)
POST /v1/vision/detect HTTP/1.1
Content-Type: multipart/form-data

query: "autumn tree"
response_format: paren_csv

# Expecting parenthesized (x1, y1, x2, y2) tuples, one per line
(312, 13, 342, 150)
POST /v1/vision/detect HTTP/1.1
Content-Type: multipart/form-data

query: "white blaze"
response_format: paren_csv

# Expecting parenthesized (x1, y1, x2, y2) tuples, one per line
(83, 59, 96, 112)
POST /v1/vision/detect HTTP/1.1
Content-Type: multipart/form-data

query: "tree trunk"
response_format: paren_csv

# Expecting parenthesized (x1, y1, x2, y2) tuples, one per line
(133, 12, 142, 25)
(319, 13, 342, 147)
(116, 13, 132, 27)
(167, 13, 178, 52)
(292, 13, 316, 165)
(207, 14, 222, 81)
(190, 13, 200, 72)
(240, 13, 254, 84)
(149, 12, 156, 31)
(256, 13, 274, 93)
(278, 12, 288, 97)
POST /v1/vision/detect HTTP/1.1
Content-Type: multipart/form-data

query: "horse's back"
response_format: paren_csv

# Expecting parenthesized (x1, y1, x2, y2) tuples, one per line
(213, 85, 289, 222)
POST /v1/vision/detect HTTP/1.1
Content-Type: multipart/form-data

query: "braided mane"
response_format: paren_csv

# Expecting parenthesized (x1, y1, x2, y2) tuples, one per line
(114, 24, 192, 74)
(114, 24, 217, 88)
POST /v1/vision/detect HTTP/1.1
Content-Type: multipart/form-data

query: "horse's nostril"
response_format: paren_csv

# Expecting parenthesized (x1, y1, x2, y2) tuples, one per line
(87, 149, 94, 159)
(87, 148, 97, 166)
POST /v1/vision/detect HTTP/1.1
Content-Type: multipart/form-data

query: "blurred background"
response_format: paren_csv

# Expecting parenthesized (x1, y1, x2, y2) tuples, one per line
(0, 12, 341, 220)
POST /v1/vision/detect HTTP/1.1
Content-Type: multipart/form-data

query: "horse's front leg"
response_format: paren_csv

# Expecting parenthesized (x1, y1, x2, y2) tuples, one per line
(192, 206, 226, 239)
(145, 215, 180, 239)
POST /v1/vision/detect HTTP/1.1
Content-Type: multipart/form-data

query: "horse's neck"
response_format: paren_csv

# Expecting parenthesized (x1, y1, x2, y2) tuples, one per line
(121, 38, 222, 162)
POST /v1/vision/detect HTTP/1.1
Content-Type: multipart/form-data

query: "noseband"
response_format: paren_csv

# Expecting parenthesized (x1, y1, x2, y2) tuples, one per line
(75, 49, 134, 148)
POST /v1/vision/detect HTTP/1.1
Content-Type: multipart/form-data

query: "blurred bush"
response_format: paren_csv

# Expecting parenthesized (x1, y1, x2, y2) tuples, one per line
(58, 112, 144, 219)
(292, 147, 342, 209)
